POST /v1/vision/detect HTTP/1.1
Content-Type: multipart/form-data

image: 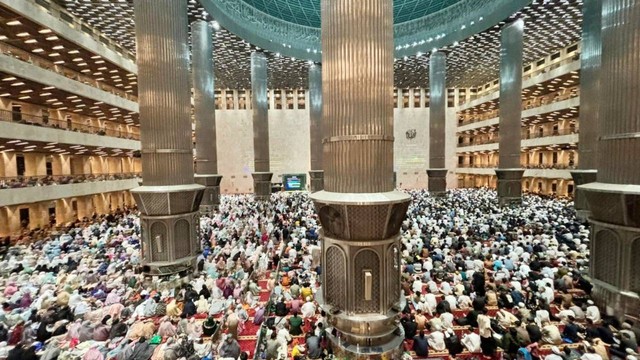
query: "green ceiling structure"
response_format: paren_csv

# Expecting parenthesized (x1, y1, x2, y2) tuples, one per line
(200, 0, 533, 61)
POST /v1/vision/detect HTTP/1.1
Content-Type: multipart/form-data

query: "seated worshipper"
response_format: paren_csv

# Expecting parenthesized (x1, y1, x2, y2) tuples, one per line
(413, 330, 430, 357)
(301, 297, 316, 319)
(426, 323, 446, 352)
(219, 334, 242, 359)
(289, 312, 304, 336)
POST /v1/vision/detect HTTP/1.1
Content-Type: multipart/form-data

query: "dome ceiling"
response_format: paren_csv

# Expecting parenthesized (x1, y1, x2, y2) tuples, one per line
(239, 0, 463, 28)
(200, 0, 532, 61)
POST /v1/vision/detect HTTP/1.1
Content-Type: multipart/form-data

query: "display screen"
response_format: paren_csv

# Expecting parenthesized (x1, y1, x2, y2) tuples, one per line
(283, 174, 305, 191)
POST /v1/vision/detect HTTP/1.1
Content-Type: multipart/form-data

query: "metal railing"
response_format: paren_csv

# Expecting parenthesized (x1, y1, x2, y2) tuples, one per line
(522, 127, 578, 140)
(0, 109, 140, 140)
(0, 172, 141, 189)
(458, 86, 580, 127)
(0, 41, 137, 102)
(458, 128, 578, 147)
(458, 164, 577, 170)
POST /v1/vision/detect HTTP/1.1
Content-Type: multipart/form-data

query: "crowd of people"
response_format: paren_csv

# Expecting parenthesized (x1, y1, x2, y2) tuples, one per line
(0, 188, 636, 360)
(0, 173, 141, 190)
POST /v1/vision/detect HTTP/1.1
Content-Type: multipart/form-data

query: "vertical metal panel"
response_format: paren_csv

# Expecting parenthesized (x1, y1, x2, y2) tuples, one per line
(577, 0, 602, 171)
(498, 19, 524, 169)
(598, 0, 640, 184)
(134, 0, 194, 185)
(251, 51, 270, 173)
(192, 20, 218, 175)
(429, 51, 446, 169)
(322, 0, 394, 193)
(309, 65, 323, 171)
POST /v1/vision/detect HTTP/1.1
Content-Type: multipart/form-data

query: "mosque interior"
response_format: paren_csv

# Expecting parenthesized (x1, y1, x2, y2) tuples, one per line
(0, 0, 638, 359)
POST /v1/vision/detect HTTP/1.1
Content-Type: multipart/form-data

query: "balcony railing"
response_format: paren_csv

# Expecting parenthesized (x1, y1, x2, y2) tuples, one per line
(458, 85, 580, 126)
(458, 164, 577, 170)
(0, 172, 141, 189)
(0, 109, 140, 140)
(458, 128, 578, 147)
(0, 41, 137, 102)
(460, 49, 580, 105)
(522, 127, 578, 140)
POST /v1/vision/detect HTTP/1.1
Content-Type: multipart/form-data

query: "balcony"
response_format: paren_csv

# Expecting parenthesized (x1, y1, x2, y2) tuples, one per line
(0, 172, 141, 206)
(0, 109, 139, 140)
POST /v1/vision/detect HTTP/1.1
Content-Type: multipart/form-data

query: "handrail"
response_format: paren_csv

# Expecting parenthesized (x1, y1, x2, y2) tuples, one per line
(458, 164, 577, 170)
(522, 127, 578, 140)
(0, 108, 140, 140)
(458, 85, 580, 126)
(458, 128, 579, 147)
(460, 44, 580, 105)
(0, 41, 137, 102)
(0, 172, 141, 189)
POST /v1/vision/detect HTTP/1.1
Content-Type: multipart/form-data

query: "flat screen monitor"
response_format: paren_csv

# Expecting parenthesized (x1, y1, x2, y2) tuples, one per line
(282, 174, 306, 191)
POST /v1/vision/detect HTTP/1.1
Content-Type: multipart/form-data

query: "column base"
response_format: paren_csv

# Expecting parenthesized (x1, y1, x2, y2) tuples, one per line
(310, 191, 410, 350)
(251, 172, 273, 201)
(325, 325, 404, 359)
(570, 170, 597, 222)
(495, 169, 524, 206)
(308, 170, 324, 193)
(426, 168, 448, 196)
(581, 182, 640, 320)
(195, 174, 223, 214)
(131, 184, 205, 276)
(591, 278, 640, 320)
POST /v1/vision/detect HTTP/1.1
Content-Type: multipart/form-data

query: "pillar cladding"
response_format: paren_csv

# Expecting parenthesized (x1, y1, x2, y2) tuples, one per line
(308, 65, 324, 192)
(192, 20, 222, 214)
(571, 0, 602, 221)
(580, 0, 640, 319)
(496, 19, 525, 206)
(426, 51, 448, 196)
(310, 0, 410, 356)
(131, 0, 204, 276)
(251, 52, 272, 201)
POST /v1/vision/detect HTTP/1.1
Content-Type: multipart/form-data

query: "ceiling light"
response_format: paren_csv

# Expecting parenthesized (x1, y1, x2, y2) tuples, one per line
(38, 29, 52, 34)
(16, 32, 30, 37)
(2, 77, 16, 81)
(11, 82, 24, 86)
(0, 36, 7, 41)
(6, 20, 22, 26)
(32, 48, 44, 53)
(46, 36, 59, 41)
(24, 39, 37, 44)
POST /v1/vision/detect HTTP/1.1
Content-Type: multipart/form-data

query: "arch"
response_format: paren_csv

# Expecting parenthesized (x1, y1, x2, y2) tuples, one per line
(150, 221, 168, 262)
(174, 219, 191, 259)
(325, 246, 346, 311)
(354, 249, 381, 313)
(593, 229, 620, 286)
(386, 244, 401, 309)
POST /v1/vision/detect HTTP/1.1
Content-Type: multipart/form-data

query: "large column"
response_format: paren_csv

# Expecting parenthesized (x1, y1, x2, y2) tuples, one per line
(570, 0, 601, 221)
(310, 0, 410, 356)
(308, 64, 324, 192)
(495, 19, 525, 206)
(426, 51, 448, 196)
(130, 0, 204, 276)
(250, 52, 272, 201)
(581, 0, 640, 319)
(192, 20, 222, 214)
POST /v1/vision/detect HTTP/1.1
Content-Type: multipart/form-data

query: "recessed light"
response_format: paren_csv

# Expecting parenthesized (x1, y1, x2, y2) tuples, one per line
(2, 77, 16, 81)
(32, 48, 44, 53)
(16, 32, 30, 37)
(46, 36, 59, 41)
(38, 29, 52, 34)
(11, 82, 24, 86)
(7, 20, 22, 26)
